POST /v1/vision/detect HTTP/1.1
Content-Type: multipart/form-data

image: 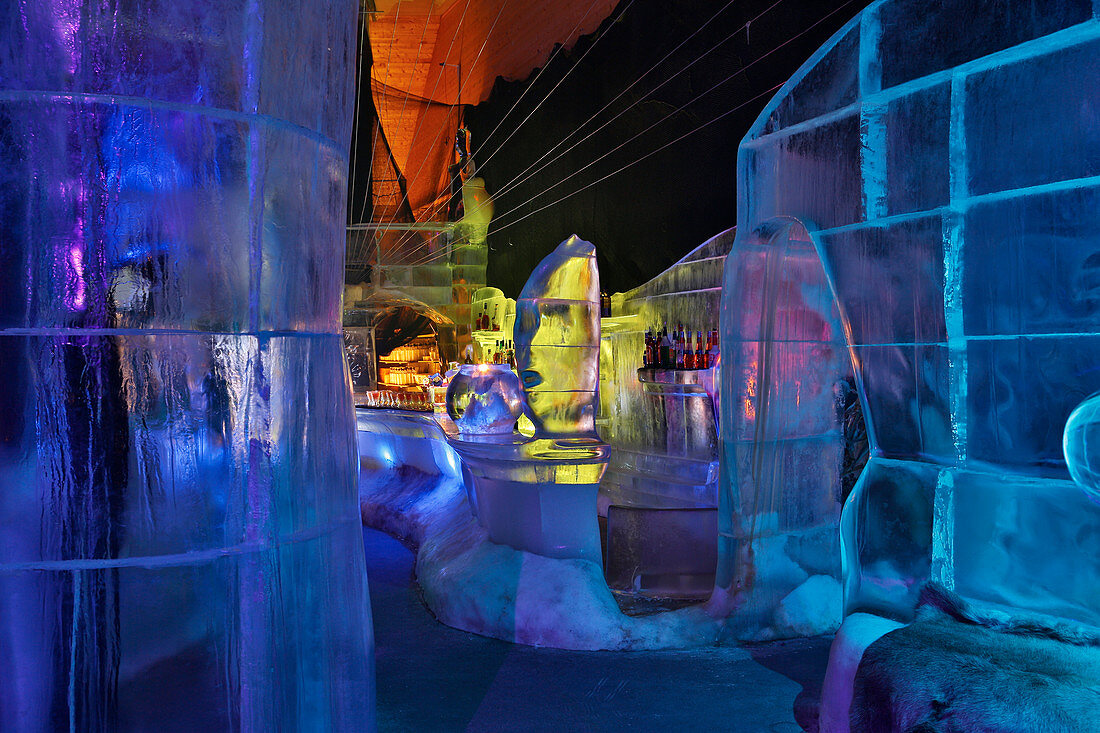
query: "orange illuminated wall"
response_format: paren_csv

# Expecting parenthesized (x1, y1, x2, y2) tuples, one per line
(368, 0, 619, 219)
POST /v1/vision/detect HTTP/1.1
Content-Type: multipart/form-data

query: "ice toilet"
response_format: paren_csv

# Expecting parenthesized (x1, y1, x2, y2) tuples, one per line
(447, 236, 609, 563)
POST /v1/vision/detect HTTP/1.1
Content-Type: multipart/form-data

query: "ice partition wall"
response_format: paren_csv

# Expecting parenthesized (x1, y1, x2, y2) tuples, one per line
(721, 0, 1100, 627)
(0, 2, 373, 730)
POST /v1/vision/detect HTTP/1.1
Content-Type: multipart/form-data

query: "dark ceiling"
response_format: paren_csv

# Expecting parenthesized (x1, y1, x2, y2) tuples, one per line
(463, 0, 874, 296)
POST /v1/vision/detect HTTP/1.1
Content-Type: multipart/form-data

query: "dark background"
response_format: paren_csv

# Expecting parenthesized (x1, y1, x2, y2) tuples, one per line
(460, 0, 872, 296)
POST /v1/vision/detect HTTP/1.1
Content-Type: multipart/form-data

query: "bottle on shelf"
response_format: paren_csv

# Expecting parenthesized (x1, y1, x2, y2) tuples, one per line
(708, 329, 719, 368)
(695, 331, 705, 369)
(659, 328, 672, 369)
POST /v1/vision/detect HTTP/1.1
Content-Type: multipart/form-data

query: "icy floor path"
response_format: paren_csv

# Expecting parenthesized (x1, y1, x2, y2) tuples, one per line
(364, 525, 831, 731)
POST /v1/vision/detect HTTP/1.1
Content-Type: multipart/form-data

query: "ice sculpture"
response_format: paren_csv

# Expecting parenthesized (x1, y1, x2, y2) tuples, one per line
(726, 0, 1100, 631)
(515, 234, 602, 438)
(446, 236, 608, 562)
(0, 2, 373, 730)
(446, 363, 526, 434)
(458, 177, 495, 246)
(715, 218, 848, 630)
(1064, 392, 1100, 505)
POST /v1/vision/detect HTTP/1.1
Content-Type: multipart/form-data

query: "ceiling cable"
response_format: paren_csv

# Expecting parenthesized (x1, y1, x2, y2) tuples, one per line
(367, 0, 474, 237)
(426, 0, 774, 230)
(358, 6, 435, 227)
(385, 0, 512, 253)
(488, 81, 786, 239)
(391, 0, 630, 257)
(471, 0, 636, 175)
(486, 0, 858, 233)
(347, 7, 370, 228)
(488, 0, 777, 206)
(467, 0, 606, 162)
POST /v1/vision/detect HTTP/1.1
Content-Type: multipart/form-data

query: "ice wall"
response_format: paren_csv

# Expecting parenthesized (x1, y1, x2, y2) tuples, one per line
(597, 232, 731, 598)
(600, 230, 732, 463)
(716, 219, 850, 632)
(0, 2, 373, 730)
(733, 0, 1100, 627)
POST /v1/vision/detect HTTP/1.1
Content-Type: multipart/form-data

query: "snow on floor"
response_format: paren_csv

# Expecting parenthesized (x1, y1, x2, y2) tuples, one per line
(356, 411, 842, 651)
(360, 462, 724, 651)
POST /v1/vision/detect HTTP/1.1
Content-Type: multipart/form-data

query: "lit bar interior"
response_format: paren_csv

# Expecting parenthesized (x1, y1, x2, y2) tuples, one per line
(2, 0, 1099, 731)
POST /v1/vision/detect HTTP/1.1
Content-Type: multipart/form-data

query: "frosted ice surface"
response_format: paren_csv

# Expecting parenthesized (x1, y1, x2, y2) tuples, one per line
(730, 0, 1100, 627)
(0, 2, 373, 730)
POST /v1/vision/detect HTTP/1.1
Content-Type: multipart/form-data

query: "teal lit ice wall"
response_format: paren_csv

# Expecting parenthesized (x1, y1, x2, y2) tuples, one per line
(722, 0, 1100, 628)
(0, 1, 373, 729)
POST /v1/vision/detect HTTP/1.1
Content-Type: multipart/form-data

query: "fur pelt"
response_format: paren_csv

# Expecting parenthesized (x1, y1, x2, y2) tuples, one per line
(849, 583, 1100, 733)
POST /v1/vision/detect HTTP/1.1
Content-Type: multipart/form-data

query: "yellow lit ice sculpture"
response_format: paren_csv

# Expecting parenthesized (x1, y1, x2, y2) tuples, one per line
(446, 235, 609, 562)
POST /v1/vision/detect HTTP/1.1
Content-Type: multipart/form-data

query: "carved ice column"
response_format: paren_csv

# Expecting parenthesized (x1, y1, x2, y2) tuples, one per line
(0, 2, 373, 730)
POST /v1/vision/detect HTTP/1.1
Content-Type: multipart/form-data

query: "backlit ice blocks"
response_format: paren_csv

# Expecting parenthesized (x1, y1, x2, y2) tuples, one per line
(0, 2, 373, 730)
(715, 218, 848, 630)
(732, 0, 1100, 629)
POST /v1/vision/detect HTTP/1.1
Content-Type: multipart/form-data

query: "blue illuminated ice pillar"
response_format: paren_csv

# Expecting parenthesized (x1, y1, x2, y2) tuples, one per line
(0, 2, 372, 730)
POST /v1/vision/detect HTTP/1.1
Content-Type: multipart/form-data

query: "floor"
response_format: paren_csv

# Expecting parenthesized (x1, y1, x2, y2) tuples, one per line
(364, 527, 832, 732)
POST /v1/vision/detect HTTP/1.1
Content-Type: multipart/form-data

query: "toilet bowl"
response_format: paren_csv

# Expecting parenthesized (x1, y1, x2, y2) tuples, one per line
(447, 434, 608, 563)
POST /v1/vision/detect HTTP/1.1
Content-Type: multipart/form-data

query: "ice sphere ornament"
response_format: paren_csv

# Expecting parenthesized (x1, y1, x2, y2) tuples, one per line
(446, 363, 526, 434)
(1064, 392, 1100, 505)
(444, 235, 608, 563)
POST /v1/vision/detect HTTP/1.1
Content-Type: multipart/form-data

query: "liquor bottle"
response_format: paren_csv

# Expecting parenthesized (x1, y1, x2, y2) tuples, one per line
(675, 329, 685, 369)
(643, 329, 654, 368)
(695, 331, 705, 370)
(683, 331, 694, 369)
(659, 328, 673, 369)
(708, 329, 720, 368)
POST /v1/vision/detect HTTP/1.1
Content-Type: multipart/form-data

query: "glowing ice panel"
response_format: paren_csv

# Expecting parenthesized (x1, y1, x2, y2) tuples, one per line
(874, 0, 1093, 90)
(965, 37, 1100, 197)
(818, 215, 947, 346)
(962, 185, 1100, 338)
